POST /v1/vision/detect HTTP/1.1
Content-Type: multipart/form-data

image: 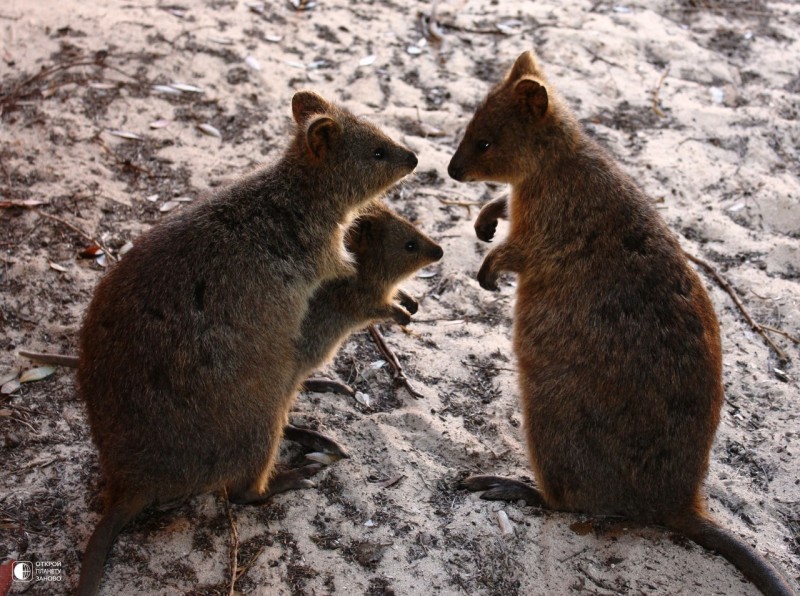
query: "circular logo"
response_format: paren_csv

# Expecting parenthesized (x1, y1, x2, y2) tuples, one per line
(13, 561, 33, 581)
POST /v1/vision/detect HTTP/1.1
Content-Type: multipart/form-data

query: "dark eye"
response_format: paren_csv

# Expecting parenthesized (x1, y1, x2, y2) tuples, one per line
(477, 140, 490, 152)
(374, 147, 386, 159)
(404, 240, 418, 252)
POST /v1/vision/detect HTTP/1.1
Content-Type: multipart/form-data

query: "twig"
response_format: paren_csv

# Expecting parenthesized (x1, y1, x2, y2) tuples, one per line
(367, 324, 424, 399)
(583, 46, 623, 69)
(33, 209, 118, 264)
(652, 63, 671, 118)
(685, 252, 789, 362)
(761, 325, 800, 345)
(221, 489, 239, 596)
(437, 196, 480, 217)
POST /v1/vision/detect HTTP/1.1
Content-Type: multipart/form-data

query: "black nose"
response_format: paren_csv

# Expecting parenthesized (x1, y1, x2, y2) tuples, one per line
(431, 245, 444, 261)
(447, 161, 463, 181)
(405, 151, 418, 170)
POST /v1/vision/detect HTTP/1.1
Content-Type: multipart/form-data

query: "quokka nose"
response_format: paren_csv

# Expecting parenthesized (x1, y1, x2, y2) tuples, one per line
(431, 245, 444, 261)
(447, 161, 462, 181)
(405, 151, 418, 170)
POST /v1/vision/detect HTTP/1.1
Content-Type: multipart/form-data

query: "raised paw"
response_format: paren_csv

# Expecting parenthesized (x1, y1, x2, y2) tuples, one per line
(396, 290, 419, 314)
(461, 475, 545, 507)
(391, 305, 412, 326)
(475, 217, 499, 243)
(477, 258, 499, 291)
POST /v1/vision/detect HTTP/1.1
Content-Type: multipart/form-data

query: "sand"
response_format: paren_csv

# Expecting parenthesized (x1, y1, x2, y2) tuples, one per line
(1, 0, 798, 594)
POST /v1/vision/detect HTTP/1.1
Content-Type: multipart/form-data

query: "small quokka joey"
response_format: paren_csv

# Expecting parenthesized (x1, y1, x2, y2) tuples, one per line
(74, 90, 418, 596)
(449, 51, 796, 596)
(296, 200, 443, 391)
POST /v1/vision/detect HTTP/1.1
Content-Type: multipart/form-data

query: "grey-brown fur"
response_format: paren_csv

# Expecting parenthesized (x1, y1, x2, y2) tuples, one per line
(74, 90, 417, 595)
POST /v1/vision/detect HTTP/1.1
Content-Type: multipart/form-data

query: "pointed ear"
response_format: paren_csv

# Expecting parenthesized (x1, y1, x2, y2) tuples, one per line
(349, 218, 373, 257)
(306, 115, 340, 159)
(508, 51, 541, 82)
(292, 91, 332, 125)
(514, 78, 548, 119)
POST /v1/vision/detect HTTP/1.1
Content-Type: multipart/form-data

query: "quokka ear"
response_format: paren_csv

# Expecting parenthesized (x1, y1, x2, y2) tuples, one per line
(306, 115, 341, 159)
(292, 90, 332, 125)
(348, 218, 373, 257)
(514, 78, 548, 119)
(508, 51, 542, 82)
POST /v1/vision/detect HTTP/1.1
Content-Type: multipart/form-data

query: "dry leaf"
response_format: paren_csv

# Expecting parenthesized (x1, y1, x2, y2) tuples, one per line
(416, 269, 437, 278)
(406, 46, 423, 55)
(245, 55, 261, 71)
(159, 200, 180, 213)
(209, 36, 233, 45)
(264, 34, 282, 43)
(496, 510, 514, 535)
(197, 123, 222, 138)
(359, 55, 377, 67)
(19, 366, 56, 383)
(107, 129, 143, 141)
(170, 82, 203, 93)
(49, 261, 67, 272)
(149, 119, 170, 129)
(0, 379, 19, 395)
(152, 84, 182, 95)
(79, 245, 104, 258)
(89, 82, 117, 90)
(119, 241, 134, 256)
(146, 194, 159, 202)
(0, 409, 12, 417)
(355, 391, 371, 407)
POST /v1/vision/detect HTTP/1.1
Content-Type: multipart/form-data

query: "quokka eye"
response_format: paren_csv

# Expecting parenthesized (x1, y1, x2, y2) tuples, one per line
(477, 140, 491, 152)
(374, 147, 386, 159)
(404, 240, 418, 252)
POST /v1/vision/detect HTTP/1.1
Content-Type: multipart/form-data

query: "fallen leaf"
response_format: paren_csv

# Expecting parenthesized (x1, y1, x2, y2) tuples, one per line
(107, 129, 143, 141)
(159, 200, 180, 213)
(149, 119, 170, 129)
(359, 54, 377, 67)
(170, 82, 203, 93)
(79, 245, 104, 258)
(197, 123, 222, 138)
(406, 45, 423, 55)
(88, 82, 117, 90)
(416, 269, 438, 278)
(1, 379, 20, 395)
(19, 366, 56, 383)
(119, 241, 134, 256)
(49, 261, 67, 272)
(264, 34, 282, 43)
(355, 391, 371, 407)
(152, 84, 182, 95)
(245, 55, 261, 71)
(146, 194, 159, 202)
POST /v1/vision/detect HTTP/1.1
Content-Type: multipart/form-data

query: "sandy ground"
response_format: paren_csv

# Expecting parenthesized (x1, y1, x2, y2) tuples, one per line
(1, 0, 799, 594)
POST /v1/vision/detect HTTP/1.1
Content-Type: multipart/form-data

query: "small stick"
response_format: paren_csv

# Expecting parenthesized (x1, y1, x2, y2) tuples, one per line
(33, 209, 118, 264)
(367, 324, 424, 399)
(685, 252, 789, 361)
(652, 63, 671, 118)
(761, 325, 800, 345)
(221, 489, 239, 596)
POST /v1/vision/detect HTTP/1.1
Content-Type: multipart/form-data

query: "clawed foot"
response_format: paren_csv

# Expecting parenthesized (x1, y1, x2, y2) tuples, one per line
(283, 424, 349, 461)
(228, 464, 325, 505)
(302, 377, 355, 396)
(461, 475, 545, 507)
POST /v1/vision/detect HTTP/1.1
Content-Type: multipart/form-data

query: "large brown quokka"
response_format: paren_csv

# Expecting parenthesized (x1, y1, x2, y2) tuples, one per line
(73, 90, 417, 595)
(449, 51, 796, 596)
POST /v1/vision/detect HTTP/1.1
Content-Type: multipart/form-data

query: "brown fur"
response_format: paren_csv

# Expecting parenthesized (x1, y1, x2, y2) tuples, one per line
(74, 90, 417, 596)
(451, 51, 795, 596)
(295, 200, 443, 382)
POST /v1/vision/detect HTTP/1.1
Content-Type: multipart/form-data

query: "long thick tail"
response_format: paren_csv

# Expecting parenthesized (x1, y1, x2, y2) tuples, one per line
(667, 511, 797, 596)
(18, 350, 79, 367)
(76, 496, 147, 596)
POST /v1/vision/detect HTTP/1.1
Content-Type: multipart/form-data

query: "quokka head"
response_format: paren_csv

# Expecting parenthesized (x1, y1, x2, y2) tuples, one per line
(346, 202, 443, 287)
(292, 91, 418, 201)
(448, 51, 561, 185)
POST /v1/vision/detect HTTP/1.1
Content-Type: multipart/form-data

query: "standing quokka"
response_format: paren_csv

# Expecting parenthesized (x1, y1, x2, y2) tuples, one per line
(295, 200, 443, 387)
(74, 90, 417, 596)
(449, 51, 796, 596)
